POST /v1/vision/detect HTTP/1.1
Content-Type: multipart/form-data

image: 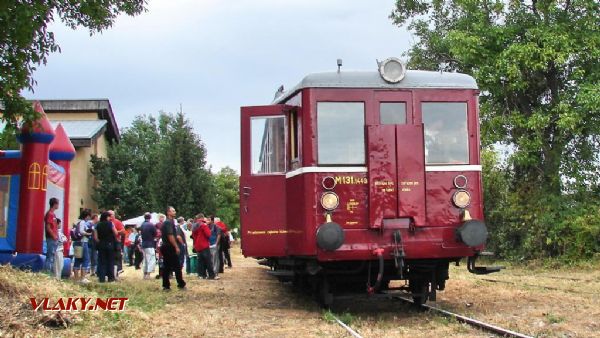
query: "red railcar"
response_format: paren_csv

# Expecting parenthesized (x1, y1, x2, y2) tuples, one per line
(240, 58, 500, 305)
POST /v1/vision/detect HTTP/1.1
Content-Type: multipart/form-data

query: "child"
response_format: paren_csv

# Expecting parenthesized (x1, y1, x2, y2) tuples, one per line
(55, 219, 66, 280)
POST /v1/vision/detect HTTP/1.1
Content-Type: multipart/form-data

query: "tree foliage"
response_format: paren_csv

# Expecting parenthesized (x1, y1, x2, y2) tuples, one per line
(392, 0, 600, 260)
(90, 112, 234, 220)
(214, 167, 240, 230)
(0, 0, 146, 131)
(0, 124, 19, 150)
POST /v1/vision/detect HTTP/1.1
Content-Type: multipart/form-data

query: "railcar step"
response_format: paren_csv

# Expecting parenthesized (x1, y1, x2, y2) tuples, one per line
(267, 270, 295, 277)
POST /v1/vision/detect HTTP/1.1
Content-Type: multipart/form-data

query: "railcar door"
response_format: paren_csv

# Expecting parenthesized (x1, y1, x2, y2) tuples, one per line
(240, 105, 291, 257)
(367, 91, 426, 228)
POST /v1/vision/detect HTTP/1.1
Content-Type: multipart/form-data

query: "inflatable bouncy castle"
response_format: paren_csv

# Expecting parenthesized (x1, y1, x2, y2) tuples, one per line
(0, 102, 75, 274)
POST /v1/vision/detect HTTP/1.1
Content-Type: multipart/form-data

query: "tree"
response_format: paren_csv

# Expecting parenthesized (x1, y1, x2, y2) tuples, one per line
(0, 1, 146, 131)
(391, 1, 600, 259)
(148, 112, 215, 217)
(391, 0, 600, 193)
(91, 112, 215, 219)
(89, 114, 160, 218)
(213, 167, 240, 230)
(0, 124, 19, 150)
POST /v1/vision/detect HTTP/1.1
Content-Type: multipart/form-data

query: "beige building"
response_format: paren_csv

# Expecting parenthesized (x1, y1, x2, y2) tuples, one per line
(41, 99, 120, 226)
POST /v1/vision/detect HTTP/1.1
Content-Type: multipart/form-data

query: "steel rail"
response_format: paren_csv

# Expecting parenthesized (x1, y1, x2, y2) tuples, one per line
(479, 278, 598, 295)
(330, 314, 364, 338)
(421, 303, 533, 338)
(393, 296, 533, 338)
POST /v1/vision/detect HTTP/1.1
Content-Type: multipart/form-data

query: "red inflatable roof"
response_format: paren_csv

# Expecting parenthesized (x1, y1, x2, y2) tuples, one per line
(50, 123, 76, 155)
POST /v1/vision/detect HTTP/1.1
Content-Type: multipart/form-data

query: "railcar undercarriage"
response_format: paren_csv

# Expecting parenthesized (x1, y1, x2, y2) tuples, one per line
(260, 257, 463, 307)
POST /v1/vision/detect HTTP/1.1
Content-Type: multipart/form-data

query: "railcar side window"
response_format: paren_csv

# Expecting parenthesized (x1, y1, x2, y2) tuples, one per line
(289, 109, 299, 162)
(251, 116, 286, 174)
(380, 102, 406, 125)
(422, 102, 469, 164)
(317, 102, 365, 165)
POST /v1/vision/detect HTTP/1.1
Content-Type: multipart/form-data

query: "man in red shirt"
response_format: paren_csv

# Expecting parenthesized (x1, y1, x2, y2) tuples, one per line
(192, 215, 218, 280)
(215, 218, 232, 272)
(44, 198, 59, 274)
(108, 210, 126, 277)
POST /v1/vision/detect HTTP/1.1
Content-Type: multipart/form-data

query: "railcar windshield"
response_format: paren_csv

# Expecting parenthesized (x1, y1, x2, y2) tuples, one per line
(380, 102, 406, 124)
(317, 102, 365, 165)
(251, 116, 286, 174)
(422, 102, 469, 164)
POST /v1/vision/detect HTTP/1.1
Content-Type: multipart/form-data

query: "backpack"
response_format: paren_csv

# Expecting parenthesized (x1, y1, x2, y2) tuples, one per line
(70, 222, 83, 241)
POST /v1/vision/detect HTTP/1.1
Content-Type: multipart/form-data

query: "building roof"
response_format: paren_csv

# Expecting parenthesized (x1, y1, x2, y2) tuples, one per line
(274, 70, 478, 103)
(49, 120, 107, 147)
(38, 99, 120, 143)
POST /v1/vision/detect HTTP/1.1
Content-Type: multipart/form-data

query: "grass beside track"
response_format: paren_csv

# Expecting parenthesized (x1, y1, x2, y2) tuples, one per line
(1, 250, 599, 337)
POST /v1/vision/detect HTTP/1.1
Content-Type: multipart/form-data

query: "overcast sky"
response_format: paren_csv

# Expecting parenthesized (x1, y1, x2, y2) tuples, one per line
(25, 0, 412, 173)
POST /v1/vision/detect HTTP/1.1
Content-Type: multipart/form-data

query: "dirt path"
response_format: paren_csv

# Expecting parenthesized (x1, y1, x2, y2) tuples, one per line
(125, 245, 346, 338)
(117, 245, 490, 338)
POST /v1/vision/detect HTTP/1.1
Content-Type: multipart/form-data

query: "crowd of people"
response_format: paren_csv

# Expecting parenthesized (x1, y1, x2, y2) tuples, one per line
(43, 198, 234, 290)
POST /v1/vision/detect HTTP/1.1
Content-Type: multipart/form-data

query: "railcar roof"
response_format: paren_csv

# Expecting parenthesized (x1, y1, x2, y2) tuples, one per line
(274, 70, 478, 104)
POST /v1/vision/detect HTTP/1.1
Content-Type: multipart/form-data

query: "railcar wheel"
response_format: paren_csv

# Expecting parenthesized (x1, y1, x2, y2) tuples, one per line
(316, 277, 334, 308)
(410, 279, 429, 306)
(292, 274, 309, 293)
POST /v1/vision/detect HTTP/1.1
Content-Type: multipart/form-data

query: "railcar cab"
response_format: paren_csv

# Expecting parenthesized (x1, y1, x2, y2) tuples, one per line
(240, 58, 498, 305)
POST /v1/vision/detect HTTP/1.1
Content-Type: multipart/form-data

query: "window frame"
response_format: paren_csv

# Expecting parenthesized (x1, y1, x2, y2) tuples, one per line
(250, 115, 287, 175)
(316, 101, 366, 166)
(421, 101, 470, 165)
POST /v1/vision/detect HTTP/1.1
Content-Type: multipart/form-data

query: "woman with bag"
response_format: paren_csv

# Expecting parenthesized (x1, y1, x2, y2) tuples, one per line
(93, 211, 118, 283)
(72, 210, 93, 283)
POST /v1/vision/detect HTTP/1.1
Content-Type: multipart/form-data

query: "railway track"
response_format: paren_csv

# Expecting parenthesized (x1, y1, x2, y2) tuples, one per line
(330, 313, 364, 338)
(392, 296, 533, 338)
(478, 277, 599, 295)
(330, 295, 533, 338)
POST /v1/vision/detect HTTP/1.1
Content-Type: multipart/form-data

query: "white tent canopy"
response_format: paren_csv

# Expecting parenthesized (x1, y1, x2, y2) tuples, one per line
(122, 212, 161, 227)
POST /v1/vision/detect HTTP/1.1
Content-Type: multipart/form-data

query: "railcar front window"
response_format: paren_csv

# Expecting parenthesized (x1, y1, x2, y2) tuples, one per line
(251, 116, 286, 174)
(317, 102, 365, 165)
(380, 102, 406, 125)
(422, 102, 469, 164)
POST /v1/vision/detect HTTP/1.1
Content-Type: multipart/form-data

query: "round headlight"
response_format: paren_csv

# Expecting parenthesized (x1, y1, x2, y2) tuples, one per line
(322, 176, 336, 190)
(321, 192, 339, 211)
(378, 57, 406, 83)
(452, 190, 471, 208)
(454, 175, 468, 189)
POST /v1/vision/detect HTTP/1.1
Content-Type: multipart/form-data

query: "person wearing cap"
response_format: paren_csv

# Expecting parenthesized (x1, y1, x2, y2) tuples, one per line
(108, 210, 126, 278)
(140, 212, 157, 280)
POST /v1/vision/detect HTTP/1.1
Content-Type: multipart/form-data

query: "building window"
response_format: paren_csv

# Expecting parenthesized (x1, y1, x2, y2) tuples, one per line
(422, 102, 469, 164)
(317, 102, 365, 165)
